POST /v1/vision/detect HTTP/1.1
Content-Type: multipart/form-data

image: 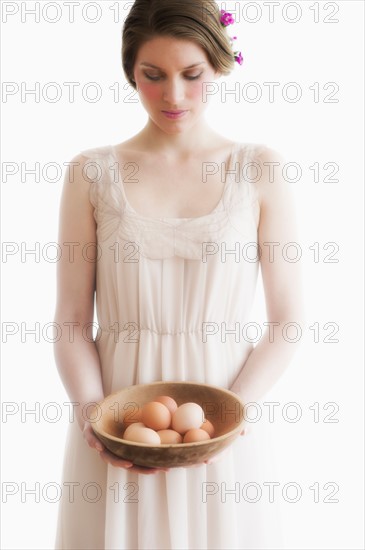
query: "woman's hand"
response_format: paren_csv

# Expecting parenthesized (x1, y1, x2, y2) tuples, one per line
(98, 447, 170, 474)
(83, 421, 247, 472)
(83, 421, 169, 474)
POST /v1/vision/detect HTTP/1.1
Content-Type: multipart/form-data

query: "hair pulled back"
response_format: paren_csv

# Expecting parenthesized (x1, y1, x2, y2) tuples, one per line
(122, 0, 235, 88)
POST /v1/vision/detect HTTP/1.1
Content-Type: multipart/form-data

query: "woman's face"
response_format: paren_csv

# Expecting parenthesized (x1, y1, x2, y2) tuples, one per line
(133, 35, 219, 134)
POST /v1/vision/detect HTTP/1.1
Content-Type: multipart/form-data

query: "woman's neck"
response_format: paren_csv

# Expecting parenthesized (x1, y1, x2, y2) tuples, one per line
(134, 117, 223, 156)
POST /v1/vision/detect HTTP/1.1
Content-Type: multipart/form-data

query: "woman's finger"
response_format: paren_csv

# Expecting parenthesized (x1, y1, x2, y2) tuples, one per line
(240, 424, 249, 436)
(204, 447, 230, 465)
(99, 449, 133, 469)
(83, 422, 105, 452)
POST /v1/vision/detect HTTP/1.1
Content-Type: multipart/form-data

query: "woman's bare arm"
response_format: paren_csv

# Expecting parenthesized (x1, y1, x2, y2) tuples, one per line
(53, 153, 105, 432)
(230, 147, 306, 406)
(53, 154, 166, 473)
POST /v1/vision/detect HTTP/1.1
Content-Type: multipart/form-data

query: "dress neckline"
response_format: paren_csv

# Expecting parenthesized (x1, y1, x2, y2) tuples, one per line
(109, 142, 240, 222)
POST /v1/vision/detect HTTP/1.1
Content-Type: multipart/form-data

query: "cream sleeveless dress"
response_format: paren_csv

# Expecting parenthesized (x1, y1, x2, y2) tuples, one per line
(55, 142, 284, 549)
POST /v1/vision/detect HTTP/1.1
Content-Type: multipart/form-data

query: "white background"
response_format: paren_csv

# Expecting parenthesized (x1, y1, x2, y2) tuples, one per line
(1, 1, 364, 549)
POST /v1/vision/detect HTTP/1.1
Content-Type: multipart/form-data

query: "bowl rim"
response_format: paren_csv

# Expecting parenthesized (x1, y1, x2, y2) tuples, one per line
(91, 380, 245, 449)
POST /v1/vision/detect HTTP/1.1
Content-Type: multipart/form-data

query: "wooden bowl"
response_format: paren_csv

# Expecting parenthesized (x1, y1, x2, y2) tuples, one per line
(91, 381, 245, 468)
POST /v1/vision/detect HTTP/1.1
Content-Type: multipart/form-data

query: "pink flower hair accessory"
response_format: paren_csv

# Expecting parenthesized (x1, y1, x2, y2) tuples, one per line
(219, 9, 235, 26)
(219, 9, 243, 66)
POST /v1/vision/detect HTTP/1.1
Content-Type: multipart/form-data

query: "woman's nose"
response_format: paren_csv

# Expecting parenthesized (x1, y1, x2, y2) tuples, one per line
(162, 77, 185, 105)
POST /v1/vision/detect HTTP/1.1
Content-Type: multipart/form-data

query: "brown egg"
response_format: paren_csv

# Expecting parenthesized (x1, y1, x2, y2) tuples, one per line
(154, 395, 178, 415)
(122, 422, 146, 440)
(172, 402, 205, 434)
(157, 429, 183, 444)
(141, 401, 172, 431)
(200, 419, 215, 437)
(183, 428, 211, 443)
(123, 426, 161, 445)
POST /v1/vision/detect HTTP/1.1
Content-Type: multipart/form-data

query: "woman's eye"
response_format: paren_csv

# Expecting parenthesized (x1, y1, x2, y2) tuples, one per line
(144, 73, 161, 81)
(185, 73, 203, 80)
(143, 72, 203, 82)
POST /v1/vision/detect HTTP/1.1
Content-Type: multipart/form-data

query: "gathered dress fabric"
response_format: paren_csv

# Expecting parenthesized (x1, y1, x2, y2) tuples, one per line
(55, 142, 284, 549)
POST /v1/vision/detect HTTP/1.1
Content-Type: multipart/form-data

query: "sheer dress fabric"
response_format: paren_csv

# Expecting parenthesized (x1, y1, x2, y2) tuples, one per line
(55, 142, 284, 549)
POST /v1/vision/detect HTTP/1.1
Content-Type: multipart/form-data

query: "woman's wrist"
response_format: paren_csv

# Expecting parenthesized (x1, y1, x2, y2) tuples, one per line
(75, 398, 104, 432)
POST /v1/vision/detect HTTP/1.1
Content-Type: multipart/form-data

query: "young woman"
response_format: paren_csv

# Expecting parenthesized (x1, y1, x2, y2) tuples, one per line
(54, 0, 304, 548)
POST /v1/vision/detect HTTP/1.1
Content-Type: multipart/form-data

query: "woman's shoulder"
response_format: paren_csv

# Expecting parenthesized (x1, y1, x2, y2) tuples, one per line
(63, 145, 108, 179)
(78, 143, 112, 160)
(235, 140, 271, 156)
(233, 142, 287, 172)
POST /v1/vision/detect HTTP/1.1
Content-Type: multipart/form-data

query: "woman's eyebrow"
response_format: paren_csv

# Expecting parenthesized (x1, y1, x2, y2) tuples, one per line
(139, 62, 206, 70)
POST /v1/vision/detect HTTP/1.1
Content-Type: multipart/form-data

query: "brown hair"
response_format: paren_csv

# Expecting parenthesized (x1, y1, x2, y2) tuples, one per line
(122, 0, 235, 89)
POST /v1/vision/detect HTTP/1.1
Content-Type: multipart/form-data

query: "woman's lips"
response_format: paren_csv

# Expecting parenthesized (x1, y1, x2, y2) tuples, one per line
(161, 110, 188, 119)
